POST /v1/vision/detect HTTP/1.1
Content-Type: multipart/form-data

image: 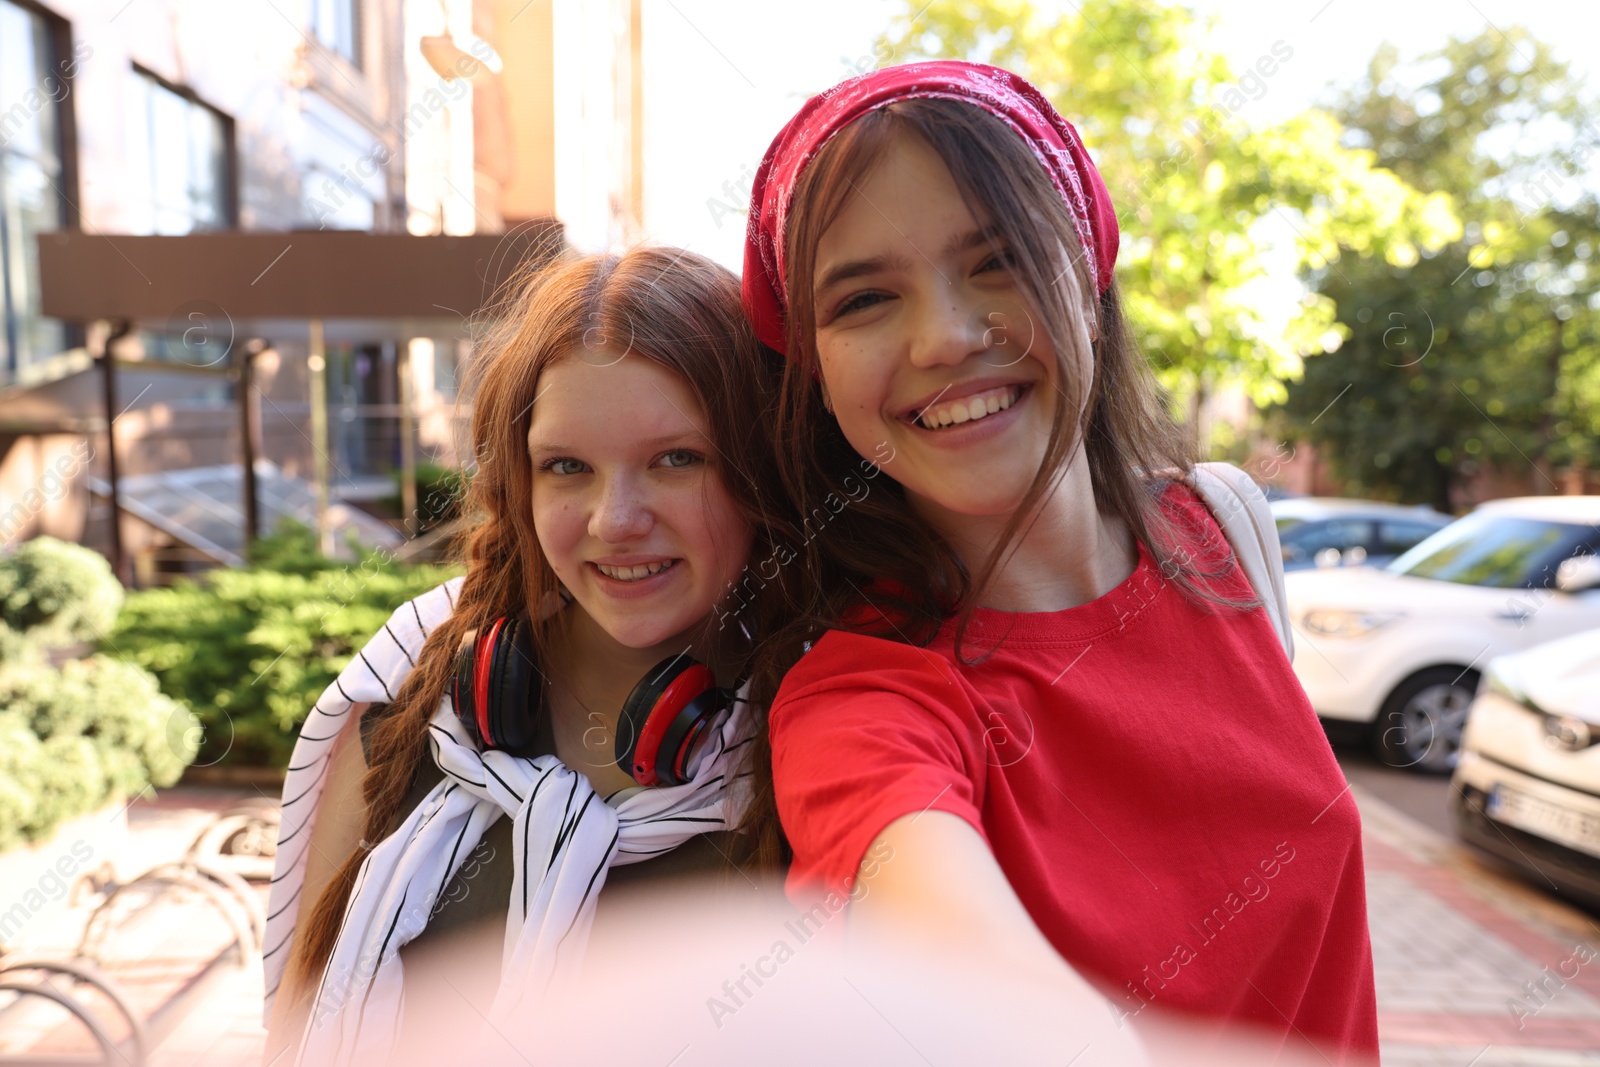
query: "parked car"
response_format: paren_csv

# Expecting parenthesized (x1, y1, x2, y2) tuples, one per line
(1287, 496, 1600, 772)
(1271, 498, 1450, 571)
(1452, 626, 1600, 910)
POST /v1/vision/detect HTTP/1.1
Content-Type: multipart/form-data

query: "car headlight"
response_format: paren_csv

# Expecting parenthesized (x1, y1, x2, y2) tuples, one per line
(1299, 609, 1406, 638)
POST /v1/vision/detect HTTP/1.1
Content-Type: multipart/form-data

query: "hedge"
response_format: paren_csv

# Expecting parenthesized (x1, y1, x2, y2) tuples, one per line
(105, 520, 462, 768)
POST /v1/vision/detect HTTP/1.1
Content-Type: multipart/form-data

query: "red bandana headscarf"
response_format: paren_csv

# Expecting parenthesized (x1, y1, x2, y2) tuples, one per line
(741, 60, 1120, 357)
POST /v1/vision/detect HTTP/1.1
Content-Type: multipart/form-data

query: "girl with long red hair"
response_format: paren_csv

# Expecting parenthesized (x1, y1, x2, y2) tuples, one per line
(263, 247, 794, 1064)
(741, 62, 1379, 1061)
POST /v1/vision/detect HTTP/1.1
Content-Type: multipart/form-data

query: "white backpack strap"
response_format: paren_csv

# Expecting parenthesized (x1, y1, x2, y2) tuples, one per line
(1183, 462, 1295, 663)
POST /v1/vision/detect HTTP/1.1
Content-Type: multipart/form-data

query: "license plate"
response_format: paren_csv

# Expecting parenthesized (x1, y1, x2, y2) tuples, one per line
(1488, 785, 1600, 860)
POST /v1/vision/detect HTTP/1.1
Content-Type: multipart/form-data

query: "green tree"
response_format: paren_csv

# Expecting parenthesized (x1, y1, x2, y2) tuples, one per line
(1278, 31, 1600, 508)
(873, 0, 1459, 438)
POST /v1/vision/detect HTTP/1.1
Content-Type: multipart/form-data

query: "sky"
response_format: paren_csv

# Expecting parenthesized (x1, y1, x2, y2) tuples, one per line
(637, 0, 1600, 272)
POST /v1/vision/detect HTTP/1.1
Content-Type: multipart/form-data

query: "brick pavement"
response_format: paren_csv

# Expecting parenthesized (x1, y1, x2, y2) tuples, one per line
(6, 782, 1600, 1065)
(1360, 784, 1600, 1066)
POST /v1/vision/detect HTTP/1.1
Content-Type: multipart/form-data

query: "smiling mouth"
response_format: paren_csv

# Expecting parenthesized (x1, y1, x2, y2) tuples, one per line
(912, 384, 1026, 430)
(592, 559, 680, 582)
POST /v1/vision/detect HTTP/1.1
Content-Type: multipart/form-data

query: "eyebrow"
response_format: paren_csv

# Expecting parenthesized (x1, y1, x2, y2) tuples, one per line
(814, 251, 913, 297)
(527, 430, 707, 455)
(945, 224, 1005, 257)
(813, 225, 1007, 296)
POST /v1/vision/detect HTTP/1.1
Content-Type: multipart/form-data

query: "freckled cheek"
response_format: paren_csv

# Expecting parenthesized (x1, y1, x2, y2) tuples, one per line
(532, 501, 586, 573)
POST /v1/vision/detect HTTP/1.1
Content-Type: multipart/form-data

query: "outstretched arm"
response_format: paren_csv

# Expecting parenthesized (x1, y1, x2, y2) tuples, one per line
(847, 812, 1153, 1062)
(848, 811, 1099, 992)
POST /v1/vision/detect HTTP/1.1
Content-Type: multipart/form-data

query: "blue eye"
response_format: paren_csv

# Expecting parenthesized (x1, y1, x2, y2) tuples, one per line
(538, 457, 586, 475)
(660, 449, 703, 469)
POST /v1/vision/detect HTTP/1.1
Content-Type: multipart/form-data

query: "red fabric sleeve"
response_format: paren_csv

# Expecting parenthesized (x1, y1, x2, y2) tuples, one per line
(770, 631, 988, 902)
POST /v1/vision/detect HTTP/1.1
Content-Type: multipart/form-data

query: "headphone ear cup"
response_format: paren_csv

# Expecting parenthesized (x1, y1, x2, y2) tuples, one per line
(615, 655, 718, 787)
(486, 614, 540, 753)
(450, 640, 481, 746)
(657, 688, 732, 785)
(614, 657, 682, 782)
(450, 615, 540, 752)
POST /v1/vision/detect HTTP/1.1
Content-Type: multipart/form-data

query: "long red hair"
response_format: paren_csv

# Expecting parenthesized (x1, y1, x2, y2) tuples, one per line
(280, 245, 796, 1008)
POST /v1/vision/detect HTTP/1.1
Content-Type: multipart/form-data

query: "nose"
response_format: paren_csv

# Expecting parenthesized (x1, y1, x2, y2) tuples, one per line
(905, 286, 988, 371)
(589, 472, 654, 543)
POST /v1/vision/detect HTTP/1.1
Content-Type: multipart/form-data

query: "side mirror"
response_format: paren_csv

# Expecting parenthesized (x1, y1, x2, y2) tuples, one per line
(1556, 554, 1600, 593)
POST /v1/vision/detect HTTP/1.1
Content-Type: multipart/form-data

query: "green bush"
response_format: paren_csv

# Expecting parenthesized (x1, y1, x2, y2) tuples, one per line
(0, 537, 122, 648)
(0, 538, 200, 849)
(107, 519, 462, 768)
(0, 621, 37, 666)
(0, 656, 197, 850)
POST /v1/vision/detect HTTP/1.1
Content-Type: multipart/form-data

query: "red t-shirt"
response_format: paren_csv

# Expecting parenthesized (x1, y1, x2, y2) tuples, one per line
(770, 485, 1378, 1058)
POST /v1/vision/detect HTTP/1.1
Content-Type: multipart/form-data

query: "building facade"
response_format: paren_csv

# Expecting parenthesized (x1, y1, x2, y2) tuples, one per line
(0, 0, 643, 579)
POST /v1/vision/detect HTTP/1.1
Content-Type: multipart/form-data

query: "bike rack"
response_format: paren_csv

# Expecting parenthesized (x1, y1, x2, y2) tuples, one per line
(0, 957, 146, 1066)
(186, 801, 280, 882)
(77, 861, 261, 967)
(0, 803, 276, 1066)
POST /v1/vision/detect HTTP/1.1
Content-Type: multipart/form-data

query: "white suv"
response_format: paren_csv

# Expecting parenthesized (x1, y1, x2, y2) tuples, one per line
(1286, 496, 1600, 772)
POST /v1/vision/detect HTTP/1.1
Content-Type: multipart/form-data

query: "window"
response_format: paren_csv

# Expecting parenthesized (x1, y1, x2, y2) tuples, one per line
(1388, 515, 1597, 589)
(129, 68, 232, 235)
(0, 0, 73, 380)
(329, 341, 399, 478)
(128, 67, 233, 367)
(1280, 519, 1374, 564)
(311, 0, 362, 68)
(1378, 520, 1444, 556)
(434, 339, 464, 400)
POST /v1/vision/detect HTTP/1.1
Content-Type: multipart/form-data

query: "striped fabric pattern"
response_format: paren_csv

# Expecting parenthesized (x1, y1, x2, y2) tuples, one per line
(261, 577, 754, 1063)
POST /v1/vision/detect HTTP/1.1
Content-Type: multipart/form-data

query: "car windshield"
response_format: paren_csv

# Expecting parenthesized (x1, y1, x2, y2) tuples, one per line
(1386, 513, 1597, 588)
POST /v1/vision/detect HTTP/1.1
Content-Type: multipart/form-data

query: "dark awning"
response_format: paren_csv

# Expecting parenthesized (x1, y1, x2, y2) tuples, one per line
(37, 225, 563, 326)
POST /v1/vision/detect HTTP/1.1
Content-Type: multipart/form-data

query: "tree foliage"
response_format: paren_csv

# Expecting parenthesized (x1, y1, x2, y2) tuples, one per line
(1277, 30, 1600, 507)
(873, 0, 1459, 422)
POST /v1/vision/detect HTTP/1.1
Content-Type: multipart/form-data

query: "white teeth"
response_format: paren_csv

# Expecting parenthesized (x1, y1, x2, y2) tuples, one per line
(917, 386, 1021, 430)
(596, 559, 676, 581)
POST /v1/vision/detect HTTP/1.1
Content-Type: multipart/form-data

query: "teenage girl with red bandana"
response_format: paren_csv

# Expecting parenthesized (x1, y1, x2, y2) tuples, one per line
(737, 62, 1379, 1061)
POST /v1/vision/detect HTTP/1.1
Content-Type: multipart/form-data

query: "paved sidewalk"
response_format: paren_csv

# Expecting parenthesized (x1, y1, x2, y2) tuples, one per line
(1360, 785, 1600, 1066)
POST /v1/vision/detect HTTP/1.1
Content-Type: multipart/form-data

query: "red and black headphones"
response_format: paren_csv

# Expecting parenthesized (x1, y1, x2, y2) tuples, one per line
(449, 613, 735, 787)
